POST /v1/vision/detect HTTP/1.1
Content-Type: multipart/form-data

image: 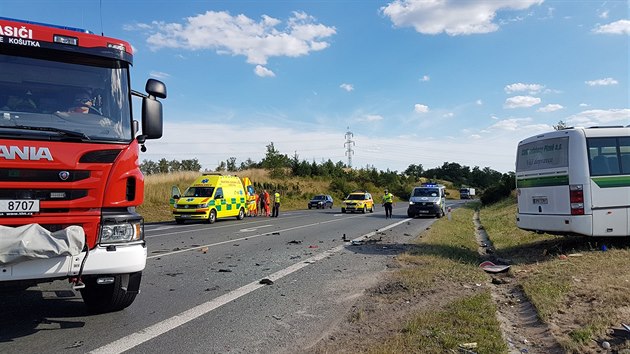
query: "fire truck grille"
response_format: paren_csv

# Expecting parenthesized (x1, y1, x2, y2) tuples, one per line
(0, 168, 90, 182)
(0, 189, 87, 201)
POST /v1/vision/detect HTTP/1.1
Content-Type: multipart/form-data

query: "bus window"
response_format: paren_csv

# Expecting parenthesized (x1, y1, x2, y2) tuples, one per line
(621, 137, 630, 174)
(588, 137, 621, 176)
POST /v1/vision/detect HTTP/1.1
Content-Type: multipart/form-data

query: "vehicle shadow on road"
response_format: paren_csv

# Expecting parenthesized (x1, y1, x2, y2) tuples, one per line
(0, 288, 86, 343)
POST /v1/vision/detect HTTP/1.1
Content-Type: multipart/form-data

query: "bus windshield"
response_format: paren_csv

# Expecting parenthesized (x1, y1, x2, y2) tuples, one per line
(0, 52, 132, 142)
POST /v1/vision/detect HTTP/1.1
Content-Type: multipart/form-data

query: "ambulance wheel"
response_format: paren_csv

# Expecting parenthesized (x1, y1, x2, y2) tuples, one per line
(341, 208, 346, 213)
(237, 208, 245, 220)
(207, 210, 217, 224)
(175, 219, 184, 225)
(80, 273, 139, 313)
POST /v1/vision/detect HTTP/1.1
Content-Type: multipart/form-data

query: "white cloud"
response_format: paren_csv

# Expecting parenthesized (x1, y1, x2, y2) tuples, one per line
(537, 104, 563, 112)
(599, 10, 609, 19)
(142, 11, 336, 67)
(585, 77, 618, 86)
(420, 75, 430, 82)
(593, 19, 630, 35)
(504, 96, 541, 108)
(476, 99, 483, 105)
(361, 114, 384, 122)
(443, 112, 454, 118)
(340, 83, 354, 92)
(504, 82, 545, 94)
(381, 0, 543, 36)
(489, 117, 551, 133)
(414, 103, 429, 113)
(254, 65, 275, 77)
(470, 134, 482, 139)
(565, 109, 630, 126)
(150, 71, 170, 79)
(579, 103, 589, 107)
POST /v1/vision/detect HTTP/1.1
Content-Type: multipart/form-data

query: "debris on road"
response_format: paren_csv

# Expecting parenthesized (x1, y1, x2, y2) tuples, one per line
(260, 278, 274, 285)
(218, 269, 233, 273)
(287, 240, 302, 245)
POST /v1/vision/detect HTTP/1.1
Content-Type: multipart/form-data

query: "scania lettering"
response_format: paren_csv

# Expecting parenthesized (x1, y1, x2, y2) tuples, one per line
(0, 17, 166, 313)
(0, 145, 53, 160)
(515, 126, 630, 237)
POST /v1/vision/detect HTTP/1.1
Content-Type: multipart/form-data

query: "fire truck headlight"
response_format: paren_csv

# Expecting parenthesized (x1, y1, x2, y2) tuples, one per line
(100, 221, 142, 243)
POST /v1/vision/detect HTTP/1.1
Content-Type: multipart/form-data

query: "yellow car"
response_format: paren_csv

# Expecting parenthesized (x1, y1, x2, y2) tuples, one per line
(341, 191, 374, 214)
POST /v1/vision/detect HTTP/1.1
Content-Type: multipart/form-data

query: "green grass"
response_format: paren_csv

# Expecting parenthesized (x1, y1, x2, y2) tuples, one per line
(368, 292, 507, 354)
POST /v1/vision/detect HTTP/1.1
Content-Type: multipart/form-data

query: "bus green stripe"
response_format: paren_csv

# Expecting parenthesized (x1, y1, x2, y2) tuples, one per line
(517, 175, 569, 188)
(592, 176, 630, 188)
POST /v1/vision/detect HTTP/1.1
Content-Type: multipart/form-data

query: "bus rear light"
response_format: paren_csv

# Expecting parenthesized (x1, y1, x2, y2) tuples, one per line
(570, 203, 584, 215)
(569, 184, 584, 215)
(569, 184, 584, 203)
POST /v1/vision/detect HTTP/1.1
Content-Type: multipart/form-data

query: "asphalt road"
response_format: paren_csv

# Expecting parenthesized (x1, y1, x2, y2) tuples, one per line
(0, 202, 464, 353)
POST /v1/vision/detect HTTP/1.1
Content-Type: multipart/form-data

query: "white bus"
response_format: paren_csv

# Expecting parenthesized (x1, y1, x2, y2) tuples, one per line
(515, 126, 630, 237)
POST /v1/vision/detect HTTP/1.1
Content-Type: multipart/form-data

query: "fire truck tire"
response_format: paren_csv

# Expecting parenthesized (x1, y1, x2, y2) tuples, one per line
(80, 273, 139, 313)
(236, 207, 245, 220)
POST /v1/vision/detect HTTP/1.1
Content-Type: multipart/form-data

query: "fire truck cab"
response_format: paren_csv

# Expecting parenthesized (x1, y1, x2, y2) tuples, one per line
(0, 17, 166, 313)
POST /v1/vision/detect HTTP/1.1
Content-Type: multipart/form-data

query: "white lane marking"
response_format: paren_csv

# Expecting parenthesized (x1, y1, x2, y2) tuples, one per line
(144, 215, 302, 239)
(90, 218, 411, 354)
(239, 224, 273, 232)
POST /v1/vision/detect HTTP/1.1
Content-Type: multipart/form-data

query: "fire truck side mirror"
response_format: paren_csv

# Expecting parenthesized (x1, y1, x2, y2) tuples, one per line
(141, 79, 166, 140)
(146, 79, 167, 99)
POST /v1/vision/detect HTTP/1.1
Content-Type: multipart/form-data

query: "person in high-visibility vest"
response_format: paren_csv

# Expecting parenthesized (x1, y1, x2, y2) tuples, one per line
(272, 190, 281, 217)
(382, 189, 394, 219)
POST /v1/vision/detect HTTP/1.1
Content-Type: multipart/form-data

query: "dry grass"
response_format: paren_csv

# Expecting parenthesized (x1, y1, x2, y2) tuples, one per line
(479, 196, 630, 352)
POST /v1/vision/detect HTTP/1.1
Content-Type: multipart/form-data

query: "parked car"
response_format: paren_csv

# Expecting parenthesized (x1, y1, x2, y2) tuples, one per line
(308, 194, 334, 209)
(341, 191, 374, 213)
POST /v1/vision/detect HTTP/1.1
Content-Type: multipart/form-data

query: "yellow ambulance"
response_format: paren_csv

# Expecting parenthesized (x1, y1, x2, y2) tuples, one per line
(171, 173, 247, 224)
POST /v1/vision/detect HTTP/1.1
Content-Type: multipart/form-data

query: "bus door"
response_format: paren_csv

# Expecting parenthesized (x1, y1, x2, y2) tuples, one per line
(587, 137, 630, 236)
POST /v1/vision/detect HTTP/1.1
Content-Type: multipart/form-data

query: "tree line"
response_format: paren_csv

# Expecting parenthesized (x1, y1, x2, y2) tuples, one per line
(140, 141, 515, 203)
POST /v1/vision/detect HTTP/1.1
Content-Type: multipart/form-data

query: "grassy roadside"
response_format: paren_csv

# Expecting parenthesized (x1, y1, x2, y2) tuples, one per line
(320, 206, 509, 354)
(481, 196, 630, 352)
(317, 196, 630, 353)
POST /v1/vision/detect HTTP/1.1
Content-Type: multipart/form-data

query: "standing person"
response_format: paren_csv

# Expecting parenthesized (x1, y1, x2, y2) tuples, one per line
(258, 191, 265, 216)
(272, 190, 281, 217)
(263, 190, 271, 217)
(382, 189, 394, 219)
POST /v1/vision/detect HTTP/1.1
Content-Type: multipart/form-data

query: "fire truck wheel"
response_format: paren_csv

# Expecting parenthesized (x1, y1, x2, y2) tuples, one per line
(207, 210, 217, 224)
(237, 207, 245, 220)
(80, 273, 138, 313)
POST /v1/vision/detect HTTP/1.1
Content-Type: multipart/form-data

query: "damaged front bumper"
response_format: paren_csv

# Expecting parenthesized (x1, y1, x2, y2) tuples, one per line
(0, 224, 146, 283)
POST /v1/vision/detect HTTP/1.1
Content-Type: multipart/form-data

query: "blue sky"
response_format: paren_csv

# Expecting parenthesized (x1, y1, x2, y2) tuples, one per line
(2, 0, 628, 173)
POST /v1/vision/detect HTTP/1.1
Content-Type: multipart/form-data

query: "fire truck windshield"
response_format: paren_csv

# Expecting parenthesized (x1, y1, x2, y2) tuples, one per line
(0, 53, 133, 142)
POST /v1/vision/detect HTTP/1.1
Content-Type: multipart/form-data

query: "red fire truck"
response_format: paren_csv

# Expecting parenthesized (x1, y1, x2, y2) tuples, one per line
(0, 17, 166, 313)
